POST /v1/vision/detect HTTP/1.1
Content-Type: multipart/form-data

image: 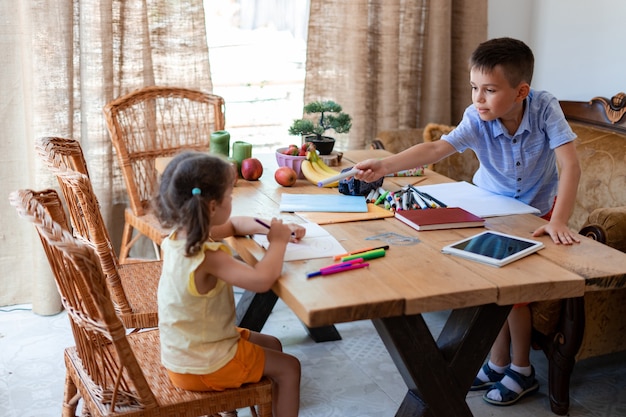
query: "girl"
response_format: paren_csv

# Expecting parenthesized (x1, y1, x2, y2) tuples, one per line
(155, 151, 304, 417)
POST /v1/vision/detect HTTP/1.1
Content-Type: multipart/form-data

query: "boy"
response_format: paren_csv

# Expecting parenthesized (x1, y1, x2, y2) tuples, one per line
(354, 37, 581, 406)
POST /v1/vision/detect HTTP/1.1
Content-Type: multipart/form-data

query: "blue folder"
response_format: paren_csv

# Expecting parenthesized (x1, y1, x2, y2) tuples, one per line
(279, 194, 368, 212)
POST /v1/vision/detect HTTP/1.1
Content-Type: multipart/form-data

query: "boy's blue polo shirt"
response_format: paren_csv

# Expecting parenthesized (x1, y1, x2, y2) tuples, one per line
(442, 89, 576, 216)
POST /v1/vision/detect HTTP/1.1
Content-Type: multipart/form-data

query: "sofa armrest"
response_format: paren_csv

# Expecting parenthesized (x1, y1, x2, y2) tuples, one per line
(580, 206, 626, 253)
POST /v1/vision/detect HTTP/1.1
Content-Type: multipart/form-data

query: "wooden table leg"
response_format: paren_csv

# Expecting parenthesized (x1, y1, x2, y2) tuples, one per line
(236, 289, 342, 342)
(372, 304, 512, 417)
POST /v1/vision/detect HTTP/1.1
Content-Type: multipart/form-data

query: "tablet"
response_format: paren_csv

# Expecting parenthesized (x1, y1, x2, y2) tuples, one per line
(441, 230, 544, 267)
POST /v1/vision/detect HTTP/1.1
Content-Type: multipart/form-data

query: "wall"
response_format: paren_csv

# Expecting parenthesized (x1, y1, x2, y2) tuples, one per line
(488, 0, 626, 101)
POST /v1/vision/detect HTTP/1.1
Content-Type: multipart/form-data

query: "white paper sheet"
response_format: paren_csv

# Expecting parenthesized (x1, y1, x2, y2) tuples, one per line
(252, 222, 346, 261)
(415, 181, 540, 218)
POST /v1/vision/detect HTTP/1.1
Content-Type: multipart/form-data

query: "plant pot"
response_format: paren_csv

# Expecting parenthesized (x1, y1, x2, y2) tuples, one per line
(304, 135, 335, 155)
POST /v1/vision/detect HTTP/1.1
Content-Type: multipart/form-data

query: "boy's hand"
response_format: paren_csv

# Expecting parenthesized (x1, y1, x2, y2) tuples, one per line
(288, 223, 306, 242)
(533, 221, 580, 245)
(354, 159, 384, 183)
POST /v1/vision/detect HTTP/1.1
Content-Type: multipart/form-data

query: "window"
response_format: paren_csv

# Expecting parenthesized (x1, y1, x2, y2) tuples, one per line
(205, 0, 309, 153)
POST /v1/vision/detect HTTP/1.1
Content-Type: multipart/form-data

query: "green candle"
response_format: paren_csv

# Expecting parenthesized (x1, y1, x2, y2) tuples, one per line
(210, 130, 230, 157)
(232, 141, 252, 173)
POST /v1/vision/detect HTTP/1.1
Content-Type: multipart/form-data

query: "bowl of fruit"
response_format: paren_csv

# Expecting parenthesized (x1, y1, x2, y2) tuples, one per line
(276, 143, 308, 179)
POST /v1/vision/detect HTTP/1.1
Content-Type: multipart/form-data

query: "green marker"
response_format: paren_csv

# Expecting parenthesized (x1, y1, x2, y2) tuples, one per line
(341, 247, 386, 262)
(374, 190, 389, 205)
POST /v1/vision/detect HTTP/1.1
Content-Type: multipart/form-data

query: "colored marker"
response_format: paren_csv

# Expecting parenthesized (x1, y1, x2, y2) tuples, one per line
(333, 245, 389, 260)
(320, 258, 365, 271)
(341, 247, 386, 262)
(410, 190, 429, 209)
(307, 262, 370, 278)
(374, 190, 389, 205)
(417, 190, 447, 208)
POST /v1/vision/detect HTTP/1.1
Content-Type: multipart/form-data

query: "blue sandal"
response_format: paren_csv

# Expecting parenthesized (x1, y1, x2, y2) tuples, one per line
(470, 363, 505, 391)
(483, 366, 539, 406)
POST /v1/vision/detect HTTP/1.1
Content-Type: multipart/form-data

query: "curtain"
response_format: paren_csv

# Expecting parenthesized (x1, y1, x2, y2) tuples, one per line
(1, 0, 486, 314)
(304, 0, 487, 150)
(0, 0, 212, 314)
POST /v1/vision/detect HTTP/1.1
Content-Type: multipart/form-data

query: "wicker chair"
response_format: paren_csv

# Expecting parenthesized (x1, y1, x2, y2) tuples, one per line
(9, 189, 273, 417)
(36, 137, 161, 330)
(103, 86, 226, 263)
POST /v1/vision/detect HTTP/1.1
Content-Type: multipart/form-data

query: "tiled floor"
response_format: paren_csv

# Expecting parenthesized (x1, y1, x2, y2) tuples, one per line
(2, 296, 626, 417)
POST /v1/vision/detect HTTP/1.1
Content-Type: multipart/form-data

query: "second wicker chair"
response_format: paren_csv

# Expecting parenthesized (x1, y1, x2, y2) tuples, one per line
(104, 86, 226, 263)
(36, 136, 161, 330)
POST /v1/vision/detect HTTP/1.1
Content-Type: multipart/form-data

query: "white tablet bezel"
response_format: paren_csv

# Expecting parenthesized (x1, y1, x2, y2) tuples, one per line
(441, 230, 545, 267)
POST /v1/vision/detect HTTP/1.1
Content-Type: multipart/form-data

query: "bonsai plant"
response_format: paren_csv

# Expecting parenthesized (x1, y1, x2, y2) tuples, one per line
(288, 100, 352, 154)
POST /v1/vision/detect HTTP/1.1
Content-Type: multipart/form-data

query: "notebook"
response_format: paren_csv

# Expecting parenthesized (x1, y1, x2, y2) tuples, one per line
(279, 194, 367, 213)
(394, 207, 485, 231)
(441, 230, 545, 267)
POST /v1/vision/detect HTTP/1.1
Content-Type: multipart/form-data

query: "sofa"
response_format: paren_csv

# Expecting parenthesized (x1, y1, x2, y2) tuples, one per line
(370, 92, 626, 415)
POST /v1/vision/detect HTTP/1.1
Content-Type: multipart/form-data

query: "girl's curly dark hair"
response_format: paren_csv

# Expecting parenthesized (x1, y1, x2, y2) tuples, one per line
(155, 151, 234, 256)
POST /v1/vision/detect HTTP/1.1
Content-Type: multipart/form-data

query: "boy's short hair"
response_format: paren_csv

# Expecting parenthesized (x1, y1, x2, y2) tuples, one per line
(469, 37, 534, 87)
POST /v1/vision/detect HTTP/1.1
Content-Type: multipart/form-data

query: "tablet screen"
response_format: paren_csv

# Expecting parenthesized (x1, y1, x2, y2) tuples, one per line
(442, 231, 544, 267)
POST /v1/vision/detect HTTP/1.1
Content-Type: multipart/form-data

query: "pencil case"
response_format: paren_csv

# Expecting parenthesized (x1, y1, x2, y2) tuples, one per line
(338, 167, 384, 196)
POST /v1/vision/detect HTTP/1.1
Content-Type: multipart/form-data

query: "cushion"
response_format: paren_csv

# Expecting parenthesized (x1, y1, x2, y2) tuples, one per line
(423, 123, 479, 184)
(569, 123, 626, 231)
(372, 128, 424, 154)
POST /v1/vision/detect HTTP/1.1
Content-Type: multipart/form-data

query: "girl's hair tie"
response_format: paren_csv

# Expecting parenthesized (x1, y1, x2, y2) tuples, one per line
(191, 187, 202, 196)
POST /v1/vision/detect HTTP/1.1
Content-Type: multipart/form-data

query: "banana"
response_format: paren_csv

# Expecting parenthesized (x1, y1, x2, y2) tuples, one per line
(301, 154, 339, 187)
(300, 160, 329, 186)
(310, 159, 332, 176)
(315, 157, 341, 175)
(311, 163, 339, 187)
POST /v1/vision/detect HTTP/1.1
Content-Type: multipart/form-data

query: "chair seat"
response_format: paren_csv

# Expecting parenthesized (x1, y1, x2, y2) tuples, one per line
(64, 330, 273, 416)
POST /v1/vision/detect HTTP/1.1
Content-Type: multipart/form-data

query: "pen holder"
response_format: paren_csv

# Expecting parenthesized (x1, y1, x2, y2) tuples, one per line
(338, 167, 384, 196)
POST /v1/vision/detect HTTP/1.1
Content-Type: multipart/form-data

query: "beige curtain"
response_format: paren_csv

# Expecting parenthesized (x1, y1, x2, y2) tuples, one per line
(0, 0, 212, 314)
(304, 0, 487, 150)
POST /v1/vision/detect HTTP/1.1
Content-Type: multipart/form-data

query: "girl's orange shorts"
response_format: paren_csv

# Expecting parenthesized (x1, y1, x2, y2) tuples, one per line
(166, 328, 265, 391)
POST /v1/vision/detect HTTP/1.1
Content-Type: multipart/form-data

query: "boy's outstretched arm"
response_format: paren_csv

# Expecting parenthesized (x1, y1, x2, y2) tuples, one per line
(354, 140, 456, 182)
(532, 142, 581, 244)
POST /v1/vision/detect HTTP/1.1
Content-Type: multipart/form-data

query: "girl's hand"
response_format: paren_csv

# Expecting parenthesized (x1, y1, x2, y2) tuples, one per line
(266, 218, 292, 245)
(533, 221, 580, 245)
(288, 223, 306, 242)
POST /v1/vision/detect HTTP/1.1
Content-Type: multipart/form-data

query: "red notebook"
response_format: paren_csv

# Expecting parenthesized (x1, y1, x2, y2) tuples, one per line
(394, 207, 485, 231)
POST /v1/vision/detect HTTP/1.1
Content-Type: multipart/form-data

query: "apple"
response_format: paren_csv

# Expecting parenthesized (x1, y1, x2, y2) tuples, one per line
(240, 157, 263, 181)
(274, 166, 297, 187)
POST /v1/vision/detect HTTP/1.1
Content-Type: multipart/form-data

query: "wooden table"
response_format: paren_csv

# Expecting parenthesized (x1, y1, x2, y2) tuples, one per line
(160, 150, 626, 416)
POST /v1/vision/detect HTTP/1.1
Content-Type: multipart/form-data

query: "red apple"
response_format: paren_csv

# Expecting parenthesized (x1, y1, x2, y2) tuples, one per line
(274, 166, 297, 187)
(240, 157, 263, 181)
